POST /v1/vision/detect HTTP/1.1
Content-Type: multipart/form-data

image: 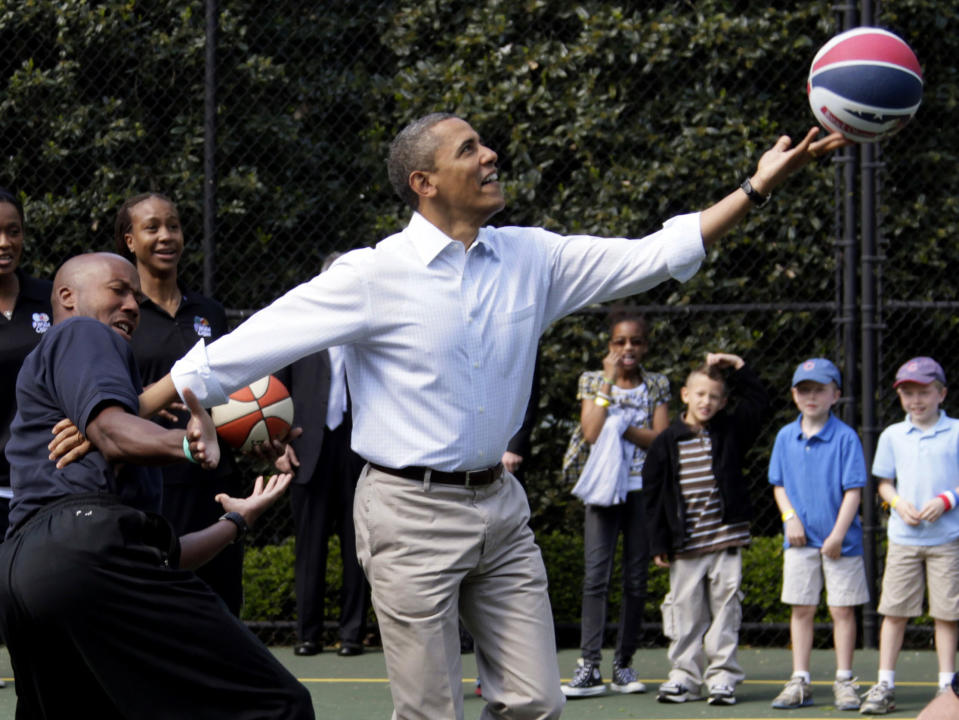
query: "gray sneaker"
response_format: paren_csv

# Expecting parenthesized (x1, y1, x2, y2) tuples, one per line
(609, 662, 646, 694)
(833, 677, 861, 710)
(772, 676, 813, 709)
(860, 682, 895, 715)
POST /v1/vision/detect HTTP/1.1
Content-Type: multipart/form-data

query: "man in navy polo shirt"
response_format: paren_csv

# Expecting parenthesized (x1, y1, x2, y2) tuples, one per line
(0, 253, 313, 719)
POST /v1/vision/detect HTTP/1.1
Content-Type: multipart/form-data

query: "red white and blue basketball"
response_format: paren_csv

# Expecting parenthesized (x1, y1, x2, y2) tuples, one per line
(807, 27, 922, 143)
(210, 375, 294, 452)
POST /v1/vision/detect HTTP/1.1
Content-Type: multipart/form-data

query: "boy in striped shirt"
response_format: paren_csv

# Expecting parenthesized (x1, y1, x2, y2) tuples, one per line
(643, 352, 769, 706)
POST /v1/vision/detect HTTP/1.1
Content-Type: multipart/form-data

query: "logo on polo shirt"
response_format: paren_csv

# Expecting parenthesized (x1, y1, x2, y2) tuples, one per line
(32, 312, 50, 334)
(193, 316, 212, 338)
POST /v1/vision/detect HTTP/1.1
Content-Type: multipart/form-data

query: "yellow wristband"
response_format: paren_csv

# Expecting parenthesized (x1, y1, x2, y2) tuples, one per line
(781, 509, 796, 522)
(601, 376, 614, 386)
(594, 396, 610, 408)
(890, 495, 901, 509)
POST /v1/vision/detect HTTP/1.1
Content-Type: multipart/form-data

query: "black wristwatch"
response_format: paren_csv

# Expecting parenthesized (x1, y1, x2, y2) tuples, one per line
(219, 511, 249, 543)
(740, 177, 771, 207)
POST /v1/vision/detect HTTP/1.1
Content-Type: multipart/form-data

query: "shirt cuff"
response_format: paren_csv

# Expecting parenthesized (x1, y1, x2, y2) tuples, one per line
(171, 339, 228, 406)
(662, 212, 705, 283)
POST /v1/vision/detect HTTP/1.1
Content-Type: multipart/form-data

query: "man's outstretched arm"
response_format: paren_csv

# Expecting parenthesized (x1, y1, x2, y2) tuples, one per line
(700, 128, 850, 247)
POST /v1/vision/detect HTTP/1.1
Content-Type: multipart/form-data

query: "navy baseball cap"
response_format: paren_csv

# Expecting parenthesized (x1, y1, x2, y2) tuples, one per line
(792, 358, 842, 389)
(893, 356, 946, 388)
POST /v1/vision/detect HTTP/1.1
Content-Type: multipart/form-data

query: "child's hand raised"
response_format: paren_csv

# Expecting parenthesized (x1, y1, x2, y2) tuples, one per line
(705, 352, 745, 370)
(601, 348, 623, 383)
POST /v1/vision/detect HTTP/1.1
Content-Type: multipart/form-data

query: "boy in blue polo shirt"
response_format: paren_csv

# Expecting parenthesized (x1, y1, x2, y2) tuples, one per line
(860, 357, 959, 715)
(768, 358, 868, 711)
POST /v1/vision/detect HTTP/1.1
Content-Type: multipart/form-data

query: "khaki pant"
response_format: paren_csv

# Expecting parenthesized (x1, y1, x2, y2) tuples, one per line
(661, 549, 745, 692)
(354, 465, 564, 720)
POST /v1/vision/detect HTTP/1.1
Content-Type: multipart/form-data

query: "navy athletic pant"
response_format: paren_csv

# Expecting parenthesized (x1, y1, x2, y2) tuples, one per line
(0, 494, 313, 720)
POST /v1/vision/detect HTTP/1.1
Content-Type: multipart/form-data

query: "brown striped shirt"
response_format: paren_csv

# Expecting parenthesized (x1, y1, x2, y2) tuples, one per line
(675, 432, 750, 558)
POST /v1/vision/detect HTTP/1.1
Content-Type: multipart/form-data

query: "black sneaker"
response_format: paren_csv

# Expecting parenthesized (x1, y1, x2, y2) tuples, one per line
(561, 658, 606, 697)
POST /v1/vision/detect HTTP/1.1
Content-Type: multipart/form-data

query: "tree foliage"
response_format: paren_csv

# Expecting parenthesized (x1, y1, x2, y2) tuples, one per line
(2, 1, 956, 542)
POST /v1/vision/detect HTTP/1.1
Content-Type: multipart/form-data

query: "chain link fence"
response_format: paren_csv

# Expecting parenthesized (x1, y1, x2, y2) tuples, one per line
(3, 1, 957, 648)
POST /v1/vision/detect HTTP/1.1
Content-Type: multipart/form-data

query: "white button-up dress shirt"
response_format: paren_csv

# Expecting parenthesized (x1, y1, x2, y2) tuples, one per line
(173, 211, 704, 471)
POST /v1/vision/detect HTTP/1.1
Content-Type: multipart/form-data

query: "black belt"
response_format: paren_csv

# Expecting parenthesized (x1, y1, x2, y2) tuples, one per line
(369, 462, 503, 487)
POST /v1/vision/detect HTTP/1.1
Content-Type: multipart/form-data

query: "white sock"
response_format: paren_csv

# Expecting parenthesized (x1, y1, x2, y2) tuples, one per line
(878, 669, 895, 688)
(836, 669, 853, 681)
(793, 671, 811, 684)
(939, 672, 955, 688)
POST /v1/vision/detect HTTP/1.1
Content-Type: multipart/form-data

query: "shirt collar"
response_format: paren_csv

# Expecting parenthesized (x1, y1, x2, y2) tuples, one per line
(904, 409, 948, 435)
(138, 283, 192, 314)
(407, 212, 460, 266)
(793, 412, 838, 441)
(406, 212, 499, 265)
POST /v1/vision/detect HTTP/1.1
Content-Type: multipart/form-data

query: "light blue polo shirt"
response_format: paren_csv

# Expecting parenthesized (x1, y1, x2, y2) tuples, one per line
(873, 411, 959, 546)
(769, 413, 867, 555)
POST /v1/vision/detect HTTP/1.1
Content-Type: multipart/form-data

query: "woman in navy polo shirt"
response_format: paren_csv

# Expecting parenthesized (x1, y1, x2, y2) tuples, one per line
(114, 192, 245, 614)
(0, 188, 52, 538)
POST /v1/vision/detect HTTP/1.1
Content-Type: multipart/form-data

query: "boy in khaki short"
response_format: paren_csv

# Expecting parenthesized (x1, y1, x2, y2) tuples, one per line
(861, 357, 959, 715)
(768, 358, 869, 711)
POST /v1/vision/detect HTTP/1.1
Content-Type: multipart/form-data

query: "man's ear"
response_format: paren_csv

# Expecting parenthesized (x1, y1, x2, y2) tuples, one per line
(409, 170, 436, 201)
(57, 285, 76, 312)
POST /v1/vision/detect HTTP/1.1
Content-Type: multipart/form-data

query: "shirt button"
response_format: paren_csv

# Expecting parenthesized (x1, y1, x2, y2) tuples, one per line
(473, 361, 480, 368)
(478, 407, 485, 413)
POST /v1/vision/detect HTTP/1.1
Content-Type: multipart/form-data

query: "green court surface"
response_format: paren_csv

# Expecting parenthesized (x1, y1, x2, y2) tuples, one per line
(0, 645, 940, 718)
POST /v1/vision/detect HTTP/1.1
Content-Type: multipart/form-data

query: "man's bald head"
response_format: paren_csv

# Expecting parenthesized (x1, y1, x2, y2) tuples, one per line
(53, 253, 141, 341)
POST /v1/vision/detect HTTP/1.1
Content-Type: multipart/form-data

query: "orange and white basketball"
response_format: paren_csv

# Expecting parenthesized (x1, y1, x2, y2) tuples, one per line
(210, 375, 294, 452)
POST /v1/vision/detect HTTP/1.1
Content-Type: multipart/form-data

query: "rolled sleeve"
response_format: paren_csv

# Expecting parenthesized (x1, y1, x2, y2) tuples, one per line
(661, 213, 705, 282)
(171, 340, 228, 406)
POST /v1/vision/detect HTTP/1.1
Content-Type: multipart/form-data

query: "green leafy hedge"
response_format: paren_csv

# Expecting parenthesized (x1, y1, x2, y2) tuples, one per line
(242, 532, 874, 628)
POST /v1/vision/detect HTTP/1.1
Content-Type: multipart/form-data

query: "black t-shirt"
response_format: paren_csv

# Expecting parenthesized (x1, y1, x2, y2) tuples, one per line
(5, 317, 161, 536)
(0, 271, 53, 489)
(130, 288, 236, 484)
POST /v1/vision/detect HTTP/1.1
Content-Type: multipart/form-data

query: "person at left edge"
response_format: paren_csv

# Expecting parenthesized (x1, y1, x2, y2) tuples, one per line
(0, 252, 313, 719)
(115, 192, 245, 615)
(0, 188, 52, 543)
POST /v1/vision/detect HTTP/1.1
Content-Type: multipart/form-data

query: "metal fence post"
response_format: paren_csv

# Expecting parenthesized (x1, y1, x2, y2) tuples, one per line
(203, 0, 219, 298)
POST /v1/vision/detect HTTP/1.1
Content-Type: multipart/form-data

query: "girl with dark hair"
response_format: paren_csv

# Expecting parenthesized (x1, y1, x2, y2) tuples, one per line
(561, 310, 669, 697)
(0, 189, 52, 539)
(115, 192, 245, 614)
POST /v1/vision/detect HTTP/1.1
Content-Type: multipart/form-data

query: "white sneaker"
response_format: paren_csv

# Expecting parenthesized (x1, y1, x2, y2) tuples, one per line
(834, 677, 861, 710)
(860, 681, 895, 715)
(772, 675, 813, 709)
(708, 684, 736, 705)
(657, 681, 696, 703)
